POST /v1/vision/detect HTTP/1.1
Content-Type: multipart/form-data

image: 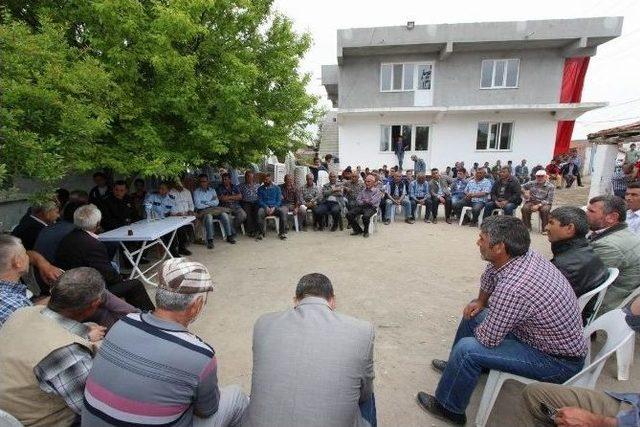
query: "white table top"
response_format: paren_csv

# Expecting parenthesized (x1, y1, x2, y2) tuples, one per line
(98, 216, 196, 242)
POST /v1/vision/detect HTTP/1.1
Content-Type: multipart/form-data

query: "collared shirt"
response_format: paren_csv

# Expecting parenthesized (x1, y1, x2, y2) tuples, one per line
(605, 391, 640, 426)
(0, 280, 32, 327)
(410, 180, 430, 199)
(477, 250, 587, 357)
(342, 180, 364, 203)
(432, 179, 445, 197)
(625, 149, 640, 164)
(217, 183, 242, 209)
(280, 184, 302, 206)
(239, 182, 260, 203)
(464, 178, 492, 203)
(33, 307, 93, 415)
(301, 184, 322, 204)
(257, 184, 283, 208)
(450, 178, 468, 197)
(522, 180, 555, 205)
(515, 164, 529, 178)
(192, 187, 220, 211)
(414, 157, 427, 174)
(627, 209, 640, 236)
(322, 182, 343, 203)
(145, 193, 175, 218)
(611, 168, 627, 193)
(356, 187, 382, 207)
(169, 188, 194, 214)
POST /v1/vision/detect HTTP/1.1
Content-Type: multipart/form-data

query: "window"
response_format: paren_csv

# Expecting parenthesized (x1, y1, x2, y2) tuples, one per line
(380, 125, 429, 151)
(380, 63, 433, 92)
(480, 59, 519, 89)
(476, 122, 513, 151)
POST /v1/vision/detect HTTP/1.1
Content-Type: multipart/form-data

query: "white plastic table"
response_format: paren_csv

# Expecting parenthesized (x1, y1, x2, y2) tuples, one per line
(98, 216, 195, 286)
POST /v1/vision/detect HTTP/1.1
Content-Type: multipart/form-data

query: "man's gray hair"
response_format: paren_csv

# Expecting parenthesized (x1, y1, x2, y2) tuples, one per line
(74, 204, 102, 231)
(31, 200, 58, 216)
(155, 287, 200, 311)
(49, 267, 105, 312)
(549, 206, 589, 238)
(589, 195, 627, 223)
(0, 235, 25, 273)
(480, 215, 530, 257)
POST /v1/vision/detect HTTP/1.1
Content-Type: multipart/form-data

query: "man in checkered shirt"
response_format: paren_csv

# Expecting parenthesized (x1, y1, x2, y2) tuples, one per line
(416, 215, 587, 425)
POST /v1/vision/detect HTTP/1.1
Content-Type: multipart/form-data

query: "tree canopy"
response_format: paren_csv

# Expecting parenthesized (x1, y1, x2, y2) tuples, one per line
(0, 0, 320, 184)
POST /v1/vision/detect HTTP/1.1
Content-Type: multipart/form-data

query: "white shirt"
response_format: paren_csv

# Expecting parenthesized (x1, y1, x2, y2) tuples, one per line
(169, 188, 194, 214)
(627, 209, 640, 236)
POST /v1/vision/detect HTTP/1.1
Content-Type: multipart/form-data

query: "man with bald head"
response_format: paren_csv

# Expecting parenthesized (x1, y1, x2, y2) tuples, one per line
(316, 171, 344, 231)
(347, 175, 382, 238)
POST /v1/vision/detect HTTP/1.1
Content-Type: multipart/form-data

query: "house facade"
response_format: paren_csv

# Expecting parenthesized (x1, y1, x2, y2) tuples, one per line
(321, 17, 622, 171)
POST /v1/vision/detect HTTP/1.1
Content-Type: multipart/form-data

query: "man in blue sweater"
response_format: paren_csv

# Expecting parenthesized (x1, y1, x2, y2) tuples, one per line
(257, 174, 287, 240)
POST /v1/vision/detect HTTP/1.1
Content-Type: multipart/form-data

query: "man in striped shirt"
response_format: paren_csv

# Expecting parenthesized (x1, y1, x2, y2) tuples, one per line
(82, 258, 248, 426)
(416, 216, 586, 425)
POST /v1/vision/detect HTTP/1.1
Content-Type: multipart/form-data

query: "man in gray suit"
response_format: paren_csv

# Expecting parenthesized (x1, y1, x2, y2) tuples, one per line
(244, 273, 376, 427)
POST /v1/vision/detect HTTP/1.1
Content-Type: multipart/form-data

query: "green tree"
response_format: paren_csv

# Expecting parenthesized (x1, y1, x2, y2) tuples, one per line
(1, 0, 319, 183)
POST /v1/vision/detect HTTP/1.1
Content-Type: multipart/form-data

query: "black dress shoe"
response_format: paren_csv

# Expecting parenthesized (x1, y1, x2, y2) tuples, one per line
(350, 230, 363, 236)
(178, 247, 192, 256)
(363, 231, 369, 238)
(206, 240, 214, 249)
(416, 392, 466, 425)
(278, 233, 287, 240)
(431, 359, 448, 373)
(227, 236, 236, 244)
(330, 224, 338, 232)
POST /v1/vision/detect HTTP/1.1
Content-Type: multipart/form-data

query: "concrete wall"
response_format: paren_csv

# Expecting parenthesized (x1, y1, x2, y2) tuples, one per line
(338, 112, 557, 170)
(318, 110, 339, 159)
(338, 49, 564, 109)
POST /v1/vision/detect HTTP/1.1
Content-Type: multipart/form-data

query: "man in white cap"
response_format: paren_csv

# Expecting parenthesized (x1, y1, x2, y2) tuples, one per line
(521, 170, 555, 232)
(82, 258, 248, 427)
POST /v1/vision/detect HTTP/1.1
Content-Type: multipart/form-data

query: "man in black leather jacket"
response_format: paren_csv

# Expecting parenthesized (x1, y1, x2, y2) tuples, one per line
(545, 206, 608, 323)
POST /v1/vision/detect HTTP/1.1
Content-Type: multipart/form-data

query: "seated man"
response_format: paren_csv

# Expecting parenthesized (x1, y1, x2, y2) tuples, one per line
(546, 206, 608, 323)
(315, 171, 344, 232)
(12, 200, 64, 293)
(417, 216, 586, 425)
(0, 235, 33, 327)
(56, 204, 155, 311)
(82, 258, 248, 427)
(0, 267, 106, 426)
(460, 167, 492, 226)
(450, 168, 468, 219)
(245, 273, 376, 427)
(343, 170, 364, 211)
(626, 182, 640, 236)
(347, 174, 381, 238)
(561, 160, 579, 188)
(88, 171, 111, 208)
(193, 174, 236, 248)
(521, 170, 555, 232)
(546, 159, 562, 189)
(410, 173, 433, 222)
(257, 173, 287, 240)
(146, 180, 193, 254)
(520, 295, 640, 426)
(218, 172, 247, 234)
(130, 178, 147, 218)
(169, 178, 197, 255)
(100, 180, 140, 231)
(586, 195, 640, 313)
(280, 174, 306, 231)
(300, 173, 322, 230)
(428, 168, 453, 224)
(239, 171, 261, 237)
(483, 166, 522, 218)
(384, 171, 413, 224)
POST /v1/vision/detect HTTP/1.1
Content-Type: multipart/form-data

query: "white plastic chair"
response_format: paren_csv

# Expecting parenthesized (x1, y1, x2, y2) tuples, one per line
(0, 409, 22, 426)
(577, 267, 619, 325)
(614, 284, 640, 381)
(459, 206, 485, 227)
(264, 215, 279, 235)
(474, 309, 635, 427)
(199, 218, 227, 240)
(388, 203, 403, 222)
(287, 212, 300, 232)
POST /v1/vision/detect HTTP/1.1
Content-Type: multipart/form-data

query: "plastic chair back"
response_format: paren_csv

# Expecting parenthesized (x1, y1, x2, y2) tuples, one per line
(577, 267, 618, 324)
(0, 409, 23, 427)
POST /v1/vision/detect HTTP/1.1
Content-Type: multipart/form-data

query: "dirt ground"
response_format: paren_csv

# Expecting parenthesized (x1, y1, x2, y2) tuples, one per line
(167, 177, 639, 427)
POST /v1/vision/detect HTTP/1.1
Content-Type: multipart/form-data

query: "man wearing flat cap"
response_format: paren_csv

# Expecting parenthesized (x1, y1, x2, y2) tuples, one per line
(82, 258, 248, 427)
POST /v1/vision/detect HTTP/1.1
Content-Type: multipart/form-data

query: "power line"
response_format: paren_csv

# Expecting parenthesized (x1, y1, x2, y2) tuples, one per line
(577, 116, 640, 124)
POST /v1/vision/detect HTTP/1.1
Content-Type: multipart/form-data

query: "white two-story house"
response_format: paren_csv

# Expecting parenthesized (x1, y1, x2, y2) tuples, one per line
(321, 17, 622, 171)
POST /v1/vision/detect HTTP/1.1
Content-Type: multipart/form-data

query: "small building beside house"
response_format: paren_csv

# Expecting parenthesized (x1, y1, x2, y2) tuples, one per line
(321, 17, 622, 170)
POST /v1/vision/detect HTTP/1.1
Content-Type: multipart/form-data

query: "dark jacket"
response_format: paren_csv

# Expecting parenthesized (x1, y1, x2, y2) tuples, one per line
(100, 194, 139, 231)
(11, 215, 47, 251)
(490, 177, 522, 205)
(33, 221, 76, 264)
(388, 180, 409, 199)
(55, 228, 121, 286)
(551, 237, 608, 322)
(428, 178, 451, 197)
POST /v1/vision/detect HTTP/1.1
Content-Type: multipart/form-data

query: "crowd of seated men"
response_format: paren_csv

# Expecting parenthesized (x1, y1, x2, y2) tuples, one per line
(1, 150, 640, 426)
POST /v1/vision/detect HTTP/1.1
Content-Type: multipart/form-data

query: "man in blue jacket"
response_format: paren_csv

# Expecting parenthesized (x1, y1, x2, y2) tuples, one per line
(257, 174, 287, 240)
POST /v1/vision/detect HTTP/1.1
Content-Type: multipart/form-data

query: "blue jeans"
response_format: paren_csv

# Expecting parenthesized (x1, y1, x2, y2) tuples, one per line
(396, 153, 404, 171)
(483, 201, 518, 218)
(359, 393, 377, 427)
(385, 198, 412, 219)
(203, 212, 233, 241)
(435, 310, 585, 415)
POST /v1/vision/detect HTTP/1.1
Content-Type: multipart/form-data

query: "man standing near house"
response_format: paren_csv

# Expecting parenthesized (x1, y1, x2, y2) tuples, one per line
(515, 159, 529, 184)
(411, 154, 426, 175)
(569, 149, 584, 187)
(393, 135, 408, 171)
(625, 142, 640, 164)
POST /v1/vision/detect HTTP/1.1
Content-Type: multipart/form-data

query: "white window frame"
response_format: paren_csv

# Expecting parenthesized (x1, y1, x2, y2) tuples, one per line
(475, 122, 514, 152)
(379, 124, 431, 153)
(479, 59, 519, 89)
(380, 62, 435, 93)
